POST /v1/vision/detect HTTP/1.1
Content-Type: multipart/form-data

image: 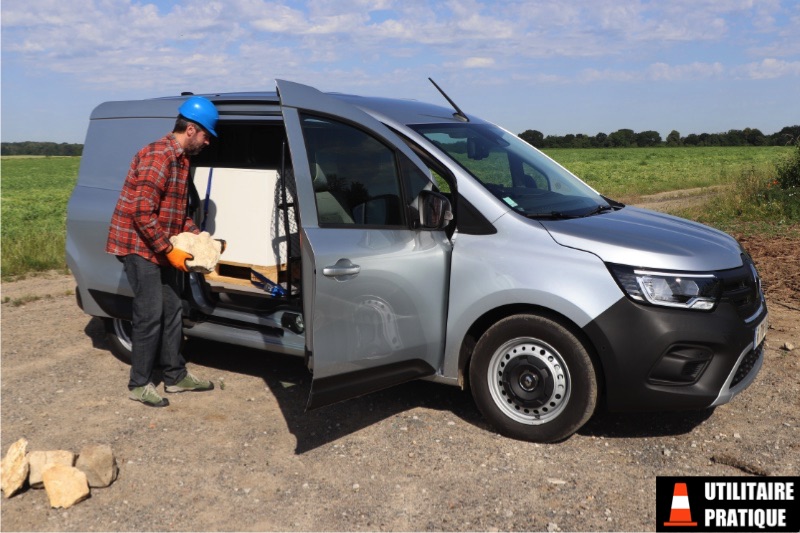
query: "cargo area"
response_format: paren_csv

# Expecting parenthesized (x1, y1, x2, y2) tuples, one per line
(188, 122, 302, 312)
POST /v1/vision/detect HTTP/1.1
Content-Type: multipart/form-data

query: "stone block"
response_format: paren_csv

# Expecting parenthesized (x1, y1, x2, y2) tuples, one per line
(42, 464, 90, 508)
(1, 438, 29, 498)
(76, 444, 118, 488)
(28, 450, 75, 488)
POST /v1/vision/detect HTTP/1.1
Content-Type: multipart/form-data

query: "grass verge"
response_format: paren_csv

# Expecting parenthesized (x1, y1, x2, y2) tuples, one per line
(673, 145, 800, 238)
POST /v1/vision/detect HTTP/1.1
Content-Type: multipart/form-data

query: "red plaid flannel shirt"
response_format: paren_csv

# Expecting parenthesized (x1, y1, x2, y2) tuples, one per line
(106, 133, 199, 265)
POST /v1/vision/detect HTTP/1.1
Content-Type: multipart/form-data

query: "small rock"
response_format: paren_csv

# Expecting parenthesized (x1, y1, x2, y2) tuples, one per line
(75, 444, 118, 488)
(782, 342, 795, 352)
(1, 438, 29, 498)
(28, 450, 75, 488)
(547, 522, 560, 532)
(547, 478, 567, 485)
(663, 449, 672, 457)
(42, 464, 90, 508)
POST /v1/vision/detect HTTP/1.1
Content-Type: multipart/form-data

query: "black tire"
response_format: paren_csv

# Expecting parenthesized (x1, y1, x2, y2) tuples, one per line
(469, 314, 599, 443)
(103, 317, 132, 365)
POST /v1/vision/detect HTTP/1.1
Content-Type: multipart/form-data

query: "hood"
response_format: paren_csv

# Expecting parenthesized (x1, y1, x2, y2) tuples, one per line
(539, 207, 744, 271)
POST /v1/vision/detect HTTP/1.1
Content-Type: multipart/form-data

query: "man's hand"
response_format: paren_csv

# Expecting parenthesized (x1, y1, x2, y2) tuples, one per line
(166, 246, 193, 272)
(215, 239, 227, 254)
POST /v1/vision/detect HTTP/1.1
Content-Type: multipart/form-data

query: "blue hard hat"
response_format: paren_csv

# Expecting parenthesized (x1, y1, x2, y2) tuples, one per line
(178, 96, 219, 137)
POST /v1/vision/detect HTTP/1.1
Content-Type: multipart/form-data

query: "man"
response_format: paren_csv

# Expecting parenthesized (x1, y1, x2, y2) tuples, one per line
(106, 96, 220, 407)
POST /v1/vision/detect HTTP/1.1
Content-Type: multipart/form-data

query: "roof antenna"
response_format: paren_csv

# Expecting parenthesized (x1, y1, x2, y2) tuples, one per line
(428, 78, 469, 122)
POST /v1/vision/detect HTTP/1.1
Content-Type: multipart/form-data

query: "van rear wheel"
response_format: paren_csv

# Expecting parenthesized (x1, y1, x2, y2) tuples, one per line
(103, 317, 132, 364)
(469, 314, 598, 443)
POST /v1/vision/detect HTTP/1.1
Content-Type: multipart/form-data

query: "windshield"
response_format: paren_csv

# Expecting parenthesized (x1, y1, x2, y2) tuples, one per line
(410, 122, 612, 218)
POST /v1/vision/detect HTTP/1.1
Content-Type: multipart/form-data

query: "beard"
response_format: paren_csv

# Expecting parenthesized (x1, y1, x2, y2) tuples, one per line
(184, 139, 206, 156)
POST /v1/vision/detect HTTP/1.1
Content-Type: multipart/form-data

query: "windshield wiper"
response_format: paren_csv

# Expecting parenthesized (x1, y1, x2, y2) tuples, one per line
(523, 211, 582, 220)
(601, 195, 626, 208)
(581, 204, 615, 217)
(523, 204, 614, 220)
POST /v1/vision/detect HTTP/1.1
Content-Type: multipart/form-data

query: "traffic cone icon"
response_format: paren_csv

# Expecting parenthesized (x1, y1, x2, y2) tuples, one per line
(664, 482, 697, 527)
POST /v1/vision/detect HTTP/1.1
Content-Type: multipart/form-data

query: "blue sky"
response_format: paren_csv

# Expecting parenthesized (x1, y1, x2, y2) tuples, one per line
(2, 0, 799, 143)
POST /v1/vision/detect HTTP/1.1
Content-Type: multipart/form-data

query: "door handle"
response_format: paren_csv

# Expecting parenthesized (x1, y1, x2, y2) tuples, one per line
(322, 259, 361, 278)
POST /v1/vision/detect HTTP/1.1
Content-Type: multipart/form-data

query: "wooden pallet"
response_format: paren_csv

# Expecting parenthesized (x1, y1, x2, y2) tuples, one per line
(204, 260, 297, 295)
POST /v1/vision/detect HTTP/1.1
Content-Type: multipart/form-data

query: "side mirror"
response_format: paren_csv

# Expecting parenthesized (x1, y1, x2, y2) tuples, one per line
(418, 190, 453, 230)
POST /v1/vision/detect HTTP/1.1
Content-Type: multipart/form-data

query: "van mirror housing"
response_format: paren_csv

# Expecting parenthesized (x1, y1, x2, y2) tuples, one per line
(418, 190, 453, 230)
(467, 137, 491, 160)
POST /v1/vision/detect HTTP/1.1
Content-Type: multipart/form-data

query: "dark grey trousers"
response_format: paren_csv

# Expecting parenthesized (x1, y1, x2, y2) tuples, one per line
(123, 254, 187, 389)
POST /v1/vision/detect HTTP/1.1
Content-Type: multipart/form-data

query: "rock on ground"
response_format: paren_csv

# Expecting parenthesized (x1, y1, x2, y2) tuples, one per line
(42, 464, 90, 508)
(28, 450, 75, 488)
(1, 438, 29, 498)
(76, 444, 118, 488)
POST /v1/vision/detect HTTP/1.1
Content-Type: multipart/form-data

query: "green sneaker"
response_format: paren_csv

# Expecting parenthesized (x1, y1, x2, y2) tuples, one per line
(129, 383, 169, 407)
(165, 372, 214, 393)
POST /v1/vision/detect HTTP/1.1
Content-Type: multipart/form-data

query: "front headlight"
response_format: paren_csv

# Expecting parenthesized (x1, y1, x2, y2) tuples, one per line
(607, 263, 721, 311)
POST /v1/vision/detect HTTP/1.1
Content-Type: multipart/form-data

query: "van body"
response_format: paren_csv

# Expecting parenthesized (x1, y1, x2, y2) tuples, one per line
(66, 80, 767, 442)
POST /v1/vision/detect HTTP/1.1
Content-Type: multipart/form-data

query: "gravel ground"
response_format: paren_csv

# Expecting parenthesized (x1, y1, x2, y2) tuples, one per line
(1, 234, 798, 532)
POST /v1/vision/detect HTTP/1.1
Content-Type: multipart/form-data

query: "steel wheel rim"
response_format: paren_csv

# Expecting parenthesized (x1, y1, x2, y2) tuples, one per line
(487, 337, 570, 425)
(113, 319, 133, 351)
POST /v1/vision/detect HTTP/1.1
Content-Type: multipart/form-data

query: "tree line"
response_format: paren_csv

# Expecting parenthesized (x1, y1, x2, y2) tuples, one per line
(3, 126, 799, 155)
(1, 142, 83, 156)
(520, 125, 800, 149)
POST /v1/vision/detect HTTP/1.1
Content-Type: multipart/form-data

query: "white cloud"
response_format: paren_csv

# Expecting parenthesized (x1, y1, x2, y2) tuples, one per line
(247, 2, 308, 32)
(461, 57, 495, 69)
(1, 0, 798, 98)
(735, 58, 800, 79)
(577, 61, 727, 83)
(579, 68, 641, 83)
(647, 62, 725, 81)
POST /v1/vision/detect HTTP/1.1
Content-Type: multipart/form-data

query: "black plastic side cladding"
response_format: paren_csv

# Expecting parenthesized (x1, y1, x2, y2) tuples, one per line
(306, 359, 435, 411)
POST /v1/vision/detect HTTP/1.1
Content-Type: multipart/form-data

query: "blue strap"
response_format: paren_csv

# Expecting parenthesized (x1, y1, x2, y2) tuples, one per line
(201, 167, 214, 231)
(250, 269, 286, 297)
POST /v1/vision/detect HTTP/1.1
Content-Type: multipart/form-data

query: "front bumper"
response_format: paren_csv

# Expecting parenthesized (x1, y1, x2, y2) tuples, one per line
(583, 295, 767, 413)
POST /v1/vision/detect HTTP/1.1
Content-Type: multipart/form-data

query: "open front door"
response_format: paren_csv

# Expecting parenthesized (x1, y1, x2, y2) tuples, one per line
(277, 80, 452, 410)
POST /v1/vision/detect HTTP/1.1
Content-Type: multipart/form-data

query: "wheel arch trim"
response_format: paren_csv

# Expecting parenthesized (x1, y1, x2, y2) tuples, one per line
(455, 303, 606, 396)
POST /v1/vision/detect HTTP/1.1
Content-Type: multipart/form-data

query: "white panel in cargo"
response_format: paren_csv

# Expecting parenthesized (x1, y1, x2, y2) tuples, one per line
(193, 167, 287, 267)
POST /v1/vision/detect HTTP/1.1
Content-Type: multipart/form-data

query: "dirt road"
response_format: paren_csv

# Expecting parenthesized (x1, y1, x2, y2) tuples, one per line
(1, 236, 798, 532)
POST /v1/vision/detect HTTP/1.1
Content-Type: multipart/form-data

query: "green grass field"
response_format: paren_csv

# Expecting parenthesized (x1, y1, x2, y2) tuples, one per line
(1, 147, 797, 279)
(543, 146, 790, 199)
(1, 156, 80, 278)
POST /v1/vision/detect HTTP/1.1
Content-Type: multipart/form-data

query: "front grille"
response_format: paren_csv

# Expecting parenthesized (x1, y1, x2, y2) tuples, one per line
(731, 344, 763, 388)
(717, 255, 763, 320)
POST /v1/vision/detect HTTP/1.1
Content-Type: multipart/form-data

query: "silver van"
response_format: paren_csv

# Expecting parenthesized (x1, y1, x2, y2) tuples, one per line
(66, 80, 768, 442)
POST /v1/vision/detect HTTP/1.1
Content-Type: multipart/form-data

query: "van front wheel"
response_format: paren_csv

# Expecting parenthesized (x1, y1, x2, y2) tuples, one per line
(103, 317, 132, 365)
(469, 314, 598, 443)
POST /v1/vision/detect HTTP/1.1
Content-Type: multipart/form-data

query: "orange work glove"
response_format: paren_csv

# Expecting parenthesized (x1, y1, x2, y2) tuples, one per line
(166, 246, 193, 272)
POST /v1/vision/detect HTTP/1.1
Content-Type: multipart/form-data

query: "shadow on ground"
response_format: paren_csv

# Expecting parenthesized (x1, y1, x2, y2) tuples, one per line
(579, 407, 715, 439)
(84, 317, 713, 451)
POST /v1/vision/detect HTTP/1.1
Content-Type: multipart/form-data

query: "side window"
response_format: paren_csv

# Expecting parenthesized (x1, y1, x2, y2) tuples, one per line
(301, 114, 404, 226)
(398, 152, 435, 201)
